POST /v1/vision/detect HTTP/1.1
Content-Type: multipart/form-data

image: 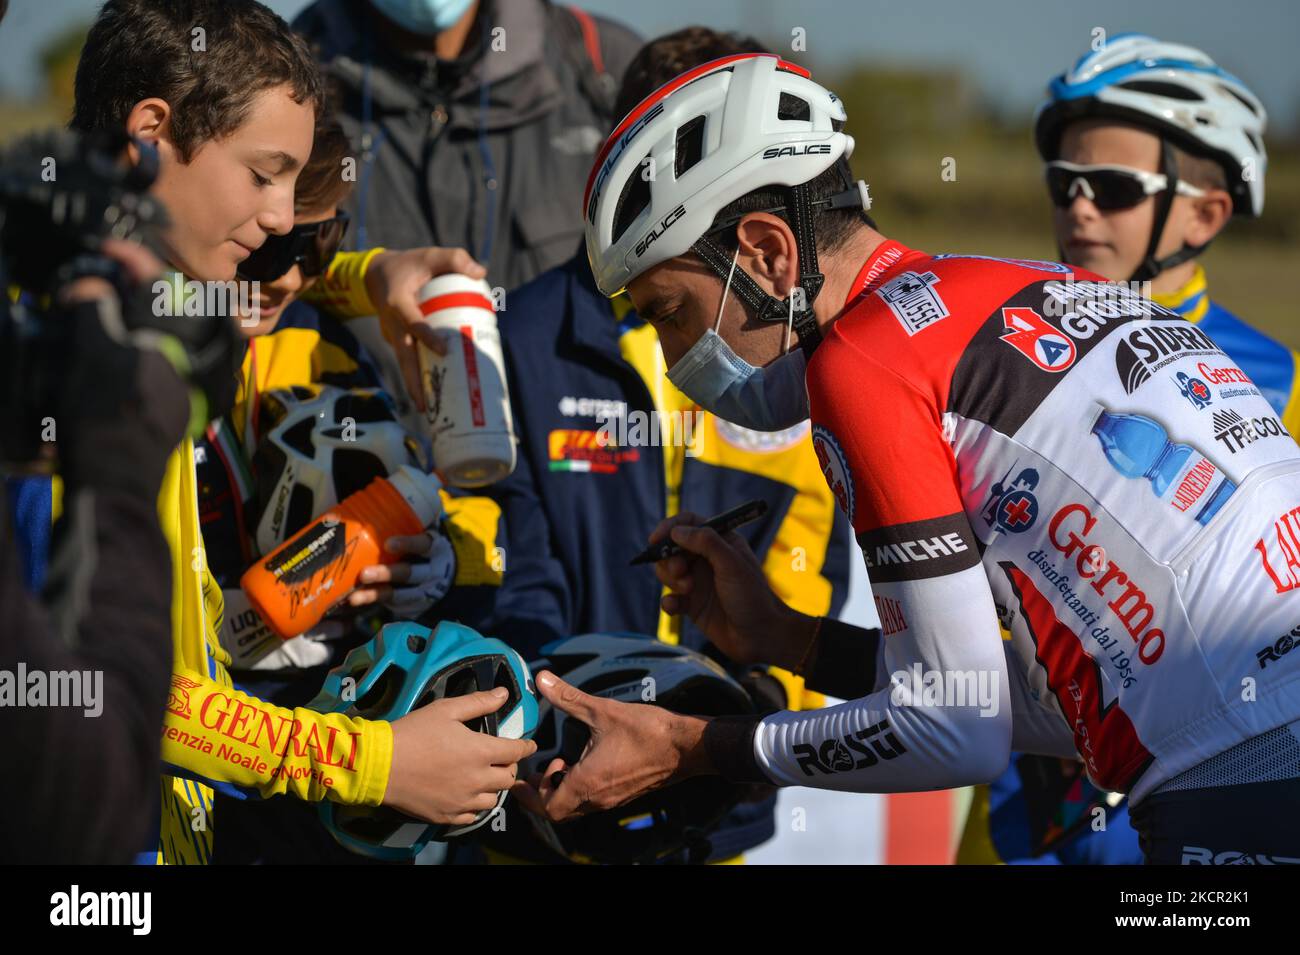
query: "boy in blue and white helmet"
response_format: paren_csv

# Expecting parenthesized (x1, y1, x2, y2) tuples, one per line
(1035, 34, 1300, 433)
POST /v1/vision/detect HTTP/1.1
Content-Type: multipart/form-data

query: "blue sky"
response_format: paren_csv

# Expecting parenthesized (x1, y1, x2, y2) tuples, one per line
(4, 0, 1298, 132)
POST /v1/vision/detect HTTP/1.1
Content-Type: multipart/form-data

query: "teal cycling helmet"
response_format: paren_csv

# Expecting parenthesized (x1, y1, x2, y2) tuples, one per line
(309, 620, 538, 860)
(520, 633, 755, 865)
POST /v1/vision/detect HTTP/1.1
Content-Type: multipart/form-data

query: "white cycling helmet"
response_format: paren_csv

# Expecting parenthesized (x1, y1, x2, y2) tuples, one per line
(583, 53, 870, 353)
(252, 384, 425, 555)
(1035, 34, 1267, 219)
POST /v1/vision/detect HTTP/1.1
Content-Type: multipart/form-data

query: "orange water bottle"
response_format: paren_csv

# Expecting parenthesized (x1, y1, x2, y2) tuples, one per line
(240, 465, 444, 639)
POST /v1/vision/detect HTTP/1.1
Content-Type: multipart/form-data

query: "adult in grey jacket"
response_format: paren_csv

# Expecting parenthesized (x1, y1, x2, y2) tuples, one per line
(294, 0, 641, 291)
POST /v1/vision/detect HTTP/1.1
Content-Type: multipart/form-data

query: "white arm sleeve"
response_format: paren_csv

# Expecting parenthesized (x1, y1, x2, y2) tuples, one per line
(752, 565, 1012, 792)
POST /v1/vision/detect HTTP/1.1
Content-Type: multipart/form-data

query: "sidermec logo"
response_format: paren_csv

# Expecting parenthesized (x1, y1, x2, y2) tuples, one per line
(1114, 324, 1222, 394)
(587, 101, 666, 223)
(1048, 503, 1166, 664)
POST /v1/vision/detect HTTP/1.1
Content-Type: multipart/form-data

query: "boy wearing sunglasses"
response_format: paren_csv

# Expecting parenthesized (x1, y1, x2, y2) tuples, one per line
(199, 119, 383, 683)
(1037, 34, 1300, 433)
(203, 118, 501, 680)
(189, 117, 501, 861)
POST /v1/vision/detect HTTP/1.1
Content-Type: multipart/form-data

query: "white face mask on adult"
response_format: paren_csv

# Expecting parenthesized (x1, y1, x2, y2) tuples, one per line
(665, 247, 811, 432)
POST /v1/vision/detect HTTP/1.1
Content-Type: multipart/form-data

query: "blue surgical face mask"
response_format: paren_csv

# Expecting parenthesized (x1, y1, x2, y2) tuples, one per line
(369, 0, 475, 35)
(665, 248, 811, 432)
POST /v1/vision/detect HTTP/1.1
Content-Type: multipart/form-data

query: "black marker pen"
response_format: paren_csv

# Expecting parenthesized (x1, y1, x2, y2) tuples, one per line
(629, 499, 768, 566)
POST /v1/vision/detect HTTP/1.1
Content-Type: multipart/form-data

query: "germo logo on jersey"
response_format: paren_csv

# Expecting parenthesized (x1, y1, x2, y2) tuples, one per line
(998, 306, 1077, 372)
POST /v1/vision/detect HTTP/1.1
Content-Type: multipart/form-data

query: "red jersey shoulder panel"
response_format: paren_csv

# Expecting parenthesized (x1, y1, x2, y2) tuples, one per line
(808, 246, 1084, 582)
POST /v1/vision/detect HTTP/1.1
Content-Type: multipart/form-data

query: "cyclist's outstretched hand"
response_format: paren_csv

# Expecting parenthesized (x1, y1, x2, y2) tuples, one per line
(511, 671, 708, 823)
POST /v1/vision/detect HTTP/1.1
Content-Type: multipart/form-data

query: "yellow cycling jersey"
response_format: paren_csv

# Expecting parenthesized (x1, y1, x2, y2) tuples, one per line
(156, 253, 405, 864)
(154, 438, 392, 864)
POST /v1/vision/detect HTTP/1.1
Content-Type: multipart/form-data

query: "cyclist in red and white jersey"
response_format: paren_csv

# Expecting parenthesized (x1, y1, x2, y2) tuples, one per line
(517, 53, 1300, 864)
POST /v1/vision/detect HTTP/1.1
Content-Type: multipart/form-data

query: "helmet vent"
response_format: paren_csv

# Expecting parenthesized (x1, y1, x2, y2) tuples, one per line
(674, 116, 706, 178)
(335, 391, 393, 424)
(331, 448, 388, 499)
(1220, 84, 1261, 117)
(611, 159, 652, 244)
(1118, 80, 1203, 101)
(356, 664, 403, 717)
(280, 416, 317, 457)
(778, 92, 811, 121)
(286, 484, 315, 538)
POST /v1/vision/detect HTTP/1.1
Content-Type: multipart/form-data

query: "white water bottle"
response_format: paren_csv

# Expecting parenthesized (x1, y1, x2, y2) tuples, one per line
(415, 274, 517, 487)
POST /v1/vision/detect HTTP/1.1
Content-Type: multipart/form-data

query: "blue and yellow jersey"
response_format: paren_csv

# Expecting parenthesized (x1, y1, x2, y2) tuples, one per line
(1154, 264, 1300, 435)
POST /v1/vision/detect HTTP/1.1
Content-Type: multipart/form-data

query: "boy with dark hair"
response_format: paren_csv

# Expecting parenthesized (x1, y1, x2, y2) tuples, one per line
(55, 0, 534, 864)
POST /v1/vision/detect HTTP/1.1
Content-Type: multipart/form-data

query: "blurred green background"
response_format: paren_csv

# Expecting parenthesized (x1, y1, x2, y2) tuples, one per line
(3, 11, 1296, 345)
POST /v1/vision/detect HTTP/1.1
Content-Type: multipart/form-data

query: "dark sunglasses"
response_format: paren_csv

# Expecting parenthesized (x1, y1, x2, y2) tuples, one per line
(1045, 161, 1205, 211)
(237, 211, 350, 282)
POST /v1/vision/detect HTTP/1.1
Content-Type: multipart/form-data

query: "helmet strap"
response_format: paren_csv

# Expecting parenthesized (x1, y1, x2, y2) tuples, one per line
(1130, 139, 1209, 283)
(690, 183, 829, 359)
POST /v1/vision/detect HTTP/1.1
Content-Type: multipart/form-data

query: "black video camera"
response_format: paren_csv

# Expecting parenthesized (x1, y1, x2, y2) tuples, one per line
(0, 127, 239, 469)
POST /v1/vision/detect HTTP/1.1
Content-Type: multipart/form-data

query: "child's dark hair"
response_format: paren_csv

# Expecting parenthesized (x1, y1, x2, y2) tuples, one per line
(295, 118, 353, 214)
(71, 0, 324, 162)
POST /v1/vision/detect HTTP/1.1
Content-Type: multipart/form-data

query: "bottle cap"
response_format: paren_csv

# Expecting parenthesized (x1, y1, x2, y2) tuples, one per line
(387, 465, 444, 528)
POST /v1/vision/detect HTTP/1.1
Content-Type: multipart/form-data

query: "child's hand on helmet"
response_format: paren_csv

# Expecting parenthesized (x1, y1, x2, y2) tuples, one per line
(385, 688, 536, 827)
